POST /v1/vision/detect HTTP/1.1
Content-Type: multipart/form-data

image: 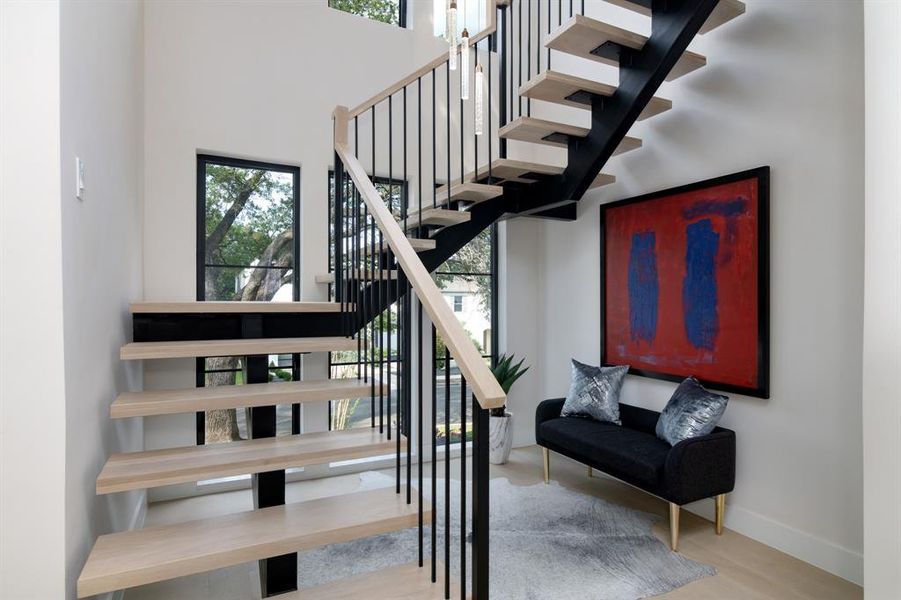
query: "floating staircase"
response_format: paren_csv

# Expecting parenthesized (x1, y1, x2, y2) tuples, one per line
(78, 1, 746, 597)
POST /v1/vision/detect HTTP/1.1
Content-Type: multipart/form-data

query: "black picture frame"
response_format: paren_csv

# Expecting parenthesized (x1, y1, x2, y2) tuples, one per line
(599, 166, 771, 399)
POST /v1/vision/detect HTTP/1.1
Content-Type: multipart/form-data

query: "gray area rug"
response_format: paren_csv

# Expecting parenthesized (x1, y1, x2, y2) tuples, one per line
(296, 473, 714, 599)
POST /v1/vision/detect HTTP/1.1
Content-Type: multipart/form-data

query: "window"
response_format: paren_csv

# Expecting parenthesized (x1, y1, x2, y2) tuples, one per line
(330, 0, 407, 27)
(434, 225, 497, 443)
(327, 171, 407, 431)
(196, 154, 300, 445)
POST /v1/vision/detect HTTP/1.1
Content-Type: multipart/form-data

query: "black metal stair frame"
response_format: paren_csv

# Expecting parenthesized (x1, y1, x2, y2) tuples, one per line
(344, 0, 724, 328)
(525, 0, 721, 218)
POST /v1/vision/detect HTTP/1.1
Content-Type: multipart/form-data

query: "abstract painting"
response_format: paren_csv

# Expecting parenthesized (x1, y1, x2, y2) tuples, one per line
(601, 167, 770, 398)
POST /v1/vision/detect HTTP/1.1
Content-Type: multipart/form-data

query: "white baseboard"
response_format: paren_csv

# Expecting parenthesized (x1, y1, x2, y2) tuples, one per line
(683, 498, 863, 586)
(534, 447, 863, 586)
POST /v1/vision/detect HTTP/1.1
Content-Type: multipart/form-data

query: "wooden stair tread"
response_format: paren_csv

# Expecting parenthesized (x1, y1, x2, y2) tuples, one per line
(403, 207, 472, 228)
(520, 70, 671, 120)
(120, 336, 357, 360)
(546, 14, 706, 81)
(590, 172, 617, 189)
(315, 270, 399, 284)
(97, 428, 401, 494)
(366, 236, 436, 253)
(434, 181, 504, 203)
(111, 378, 380, 418)
(499, 116, 642, 155)
(76, 487, 429, 598)
(603, 0, 745, 35)
(130, 301, 346, 314)
(286, 562, 461, 599)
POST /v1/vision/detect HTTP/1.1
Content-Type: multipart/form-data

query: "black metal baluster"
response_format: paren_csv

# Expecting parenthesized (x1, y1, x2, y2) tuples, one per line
(446, 62, 452, 209)
(527, 0, 531, 116)
(474, 39, 479, 184)
(460, 375, 467, 600)
(488, 35, 494, 177)
(355, 118, 362, 380)
(431, 323, 438, 583)
(405, 288, 412, 504)
(334, 152, 344, 330)
(396, 253, 402, 495)
(386, 244, 392, 442)
(518, 0, 523, 118)
(418, 300, 424, 567)
(404, 83, 409, 232)
(471, 395, 489, 599)
(501, 4, 510, 152)
(417, 78, 422, 233)
(432, 68, 438, 210)
(444, 345, 451, 600)
(547, 0, 552, 70)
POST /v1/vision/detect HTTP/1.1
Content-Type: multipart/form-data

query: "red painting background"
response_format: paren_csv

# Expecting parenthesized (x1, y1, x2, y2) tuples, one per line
(604, 178, 760, 390)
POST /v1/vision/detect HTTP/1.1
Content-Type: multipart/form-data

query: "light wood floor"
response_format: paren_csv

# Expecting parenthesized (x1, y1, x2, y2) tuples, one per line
(126, 445, 862, 600)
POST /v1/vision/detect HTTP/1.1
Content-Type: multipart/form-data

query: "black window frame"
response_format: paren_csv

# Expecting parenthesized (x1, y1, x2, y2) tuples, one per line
(195, 153, 302, 446)
(328, 0, 408, 28)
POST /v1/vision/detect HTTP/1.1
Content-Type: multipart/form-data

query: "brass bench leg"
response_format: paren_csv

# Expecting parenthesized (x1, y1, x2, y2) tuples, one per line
(542, 447, 550, 484)
(669, 503, 680, 551)
(715, 494, 726, 535)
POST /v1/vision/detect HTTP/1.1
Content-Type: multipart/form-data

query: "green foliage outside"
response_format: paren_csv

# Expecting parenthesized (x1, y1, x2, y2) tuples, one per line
(329, 0, 401, 25)
(204, 164, 294, 302)
(202, 163, 295, 443)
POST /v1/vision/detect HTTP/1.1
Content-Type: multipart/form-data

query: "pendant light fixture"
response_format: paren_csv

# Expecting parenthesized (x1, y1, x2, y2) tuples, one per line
(474, 63, 484, 135)
(448, 1, 458, 70)
(461, 29, 471, 99)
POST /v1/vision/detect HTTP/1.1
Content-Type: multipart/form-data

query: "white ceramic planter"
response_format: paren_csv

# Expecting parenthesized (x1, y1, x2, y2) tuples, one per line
(488, 411, 514, 465)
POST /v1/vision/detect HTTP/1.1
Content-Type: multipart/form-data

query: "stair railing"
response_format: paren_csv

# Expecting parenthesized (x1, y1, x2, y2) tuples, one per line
(334, 95, 503, 594)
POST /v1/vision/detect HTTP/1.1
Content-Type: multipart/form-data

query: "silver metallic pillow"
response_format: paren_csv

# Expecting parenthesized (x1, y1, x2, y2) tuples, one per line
(656, 377, 729, 446)
(561, 360, 629, 425)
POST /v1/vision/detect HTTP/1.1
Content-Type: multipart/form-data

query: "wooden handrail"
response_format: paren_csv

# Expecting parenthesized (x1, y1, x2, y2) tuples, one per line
(348, 0, 499, 118)
(333, 114, 505, 410)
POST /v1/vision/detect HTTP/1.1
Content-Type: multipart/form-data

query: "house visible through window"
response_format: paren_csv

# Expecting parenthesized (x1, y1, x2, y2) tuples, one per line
(329, 0, 407, 27)
(196, 154, 300, 448)
(435, 226, 497, 444)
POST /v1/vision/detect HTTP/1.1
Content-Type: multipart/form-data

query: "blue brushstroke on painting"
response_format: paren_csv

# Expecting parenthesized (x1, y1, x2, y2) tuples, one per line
(683, 219, 719, 350)
(628, 232, 659, 344)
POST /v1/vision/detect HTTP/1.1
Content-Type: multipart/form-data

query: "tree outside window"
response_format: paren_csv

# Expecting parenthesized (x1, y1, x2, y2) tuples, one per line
(197, 155, 300, 444)
(329, 0, 406, 26)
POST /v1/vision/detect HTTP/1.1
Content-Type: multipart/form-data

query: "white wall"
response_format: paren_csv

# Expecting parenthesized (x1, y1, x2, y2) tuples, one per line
(0, 2, 68, 598)
(500, 0, 865, 585)
(141, 0, 469, 498)
(59, 1, 146, 598)
(862, 2, 901, 598)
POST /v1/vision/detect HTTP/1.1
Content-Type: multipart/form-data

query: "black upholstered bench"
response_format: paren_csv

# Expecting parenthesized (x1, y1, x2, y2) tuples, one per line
(536, 398, 736, 550)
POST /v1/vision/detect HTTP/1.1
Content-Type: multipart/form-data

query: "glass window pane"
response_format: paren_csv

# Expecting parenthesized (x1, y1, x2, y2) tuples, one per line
(329, 0, 402, 25)
(433, 226, 493, 441)
(198, 157, 299, 446)
(437, 228, 491, 274)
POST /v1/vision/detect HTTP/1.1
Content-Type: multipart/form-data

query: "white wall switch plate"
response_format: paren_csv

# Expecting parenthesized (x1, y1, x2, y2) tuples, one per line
(75, 157, 85, 200)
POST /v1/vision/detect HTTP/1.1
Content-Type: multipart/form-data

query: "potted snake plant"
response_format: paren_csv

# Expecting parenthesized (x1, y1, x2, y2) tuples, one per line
(488, 354, 530, 465)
